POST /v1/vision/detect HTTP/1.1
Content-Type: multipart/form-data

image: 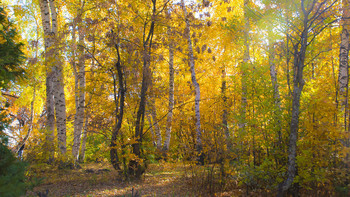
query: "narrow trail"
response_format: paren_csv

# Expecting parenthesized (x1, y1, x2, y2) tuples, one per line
(26, 162, 202, 197)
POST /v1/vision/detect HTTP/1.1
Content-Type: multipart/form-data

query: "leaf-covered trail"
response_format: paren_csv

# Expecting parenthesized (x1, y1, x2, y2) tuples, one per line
(26, 162, 210, 197)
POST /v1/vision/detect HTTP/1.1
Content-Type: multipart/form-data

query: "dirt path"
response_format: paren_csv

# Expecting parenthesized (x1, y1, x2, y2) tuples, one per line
(26, 162, 199, 197)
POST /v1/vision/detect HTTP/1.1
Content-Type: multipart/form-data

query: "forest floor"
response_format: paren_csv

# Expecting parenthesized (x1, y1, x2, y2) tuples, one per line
(25, 161, 241, 197)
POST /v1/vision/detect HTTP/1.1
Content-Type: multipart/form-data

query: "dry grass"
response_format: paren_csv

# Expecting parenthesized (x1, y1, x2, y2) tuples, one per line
(25, 162, 203, 197)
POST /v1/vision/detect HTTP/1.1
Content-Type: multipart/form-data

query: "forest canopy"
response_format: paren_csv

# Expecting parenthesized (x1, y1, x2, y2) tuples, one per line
(1, 0, 349, 196)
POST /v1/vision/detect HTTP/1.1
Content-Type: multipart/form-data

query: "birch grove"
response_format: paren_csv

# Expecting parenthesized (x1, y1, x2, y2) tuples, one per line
(5, 0, 350, 195)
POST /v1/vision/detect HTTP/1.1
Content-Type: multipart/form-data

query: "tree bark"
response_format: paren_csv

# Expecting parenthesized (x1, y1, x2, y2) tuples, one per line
(239, 0, 250, 131)
(163, 27, 175, 152)
(52, 60, 67, 155)
(221, 67, 230, 149)
(110, 43, 125, 171)
(280, 15, 309, 197)
(339, 0, 350, 165)
(146, 114, 157, 147)
(268, 40, 282, 148)
(129, 0, 157, 178)
(149, 95, 162, 150)
(72, 13, 86, 162)
(39, 0, 67, 158)
(338, 0, 350, 110)
(181, 0, 202, 156)
(79, 112, 88, 163)
(15, 85, 36, 156)
(39, 0, 55, 163)
(45, 72, 55, 162)
(279, 0, 336, 194)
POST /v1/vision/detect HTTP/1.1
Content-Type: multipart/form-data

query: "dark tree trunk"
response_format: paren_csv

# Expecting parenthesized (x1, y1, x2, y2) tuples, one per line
(279, 0, 337, 195)
(110, 44, 125, 171)
(129, 0, 156, 178)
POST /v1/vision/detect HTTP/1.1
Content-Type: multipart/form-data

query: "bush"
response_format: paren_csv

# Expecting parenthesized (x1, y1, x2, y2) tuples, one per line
(0, 137, 28, 197)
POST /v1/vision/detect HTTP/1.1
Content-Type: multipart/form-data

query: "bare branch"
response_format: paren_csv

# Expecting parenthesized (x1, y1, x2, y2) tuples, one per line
(1, 92, 19, 99)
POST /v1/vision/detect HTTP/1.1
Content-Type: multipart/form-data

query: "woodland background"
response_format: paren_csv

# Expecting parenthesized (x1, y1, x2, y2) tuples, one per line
(0, 0, 349, 196)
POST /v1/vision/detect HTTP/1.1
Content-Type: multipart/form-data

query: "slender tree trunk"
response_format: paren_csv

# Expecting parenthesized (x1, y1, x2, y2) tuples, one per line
(131, 46, 152, 176)
(339, 0, 350, 110)
(129, 0, 156, 178)
(268, 39, 282, 149)
(280, 1, 309, 193)
(339, 0, 350, 164)
(181, 0, 202, 156)
(221, 67, 230, 149)
(163, 27, 175, 152)
(279, 1, 338, 194)
(72, 15, 86, 162)
(110, 43, 126, 171)
(149, 96, 162, 150)
(15, 86, 36, 156)
(79, 112, 88, 163)
(146, 114, 157, 147)
(239, 0, 250, 131)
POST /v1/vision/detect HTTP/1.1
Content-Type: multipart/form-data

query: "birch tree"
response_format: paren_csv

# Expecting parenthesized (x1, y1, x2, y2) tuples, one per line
(338, 0, 350, 111)
(149, 92, 162, 151)
(39, 0, 67, 156)
(163, 27, 175, 153)
(181, 0, 202, 158)
(338, 0, 350, 165)
(72, 8, 86, 163)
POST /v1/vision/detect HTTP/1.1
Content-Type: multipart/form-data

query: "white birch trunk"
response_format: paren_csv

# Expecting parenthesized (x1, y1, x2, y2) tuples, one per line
(39, 0, 67, 155)
(181, 0, 202, 152)
(338, 0, 350, 108)
(72, 17, 86, 162)
(147, 114, 157, 147)
(39, 0, 55, 162)
(339, 0, 350, 163)
(79, 112, 88, 163)
(53, 60, 67, 155)
(163, 27, 175, 152)
(149, 97, 162, 150)
(51, 0, 67, 155)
